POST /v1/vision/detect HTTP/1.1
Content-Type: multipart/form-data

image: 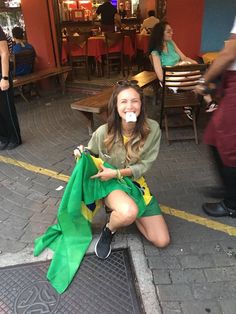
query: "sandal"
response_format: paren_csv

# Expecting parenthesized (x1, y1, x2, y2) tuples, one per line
(206, 101, 218, 113)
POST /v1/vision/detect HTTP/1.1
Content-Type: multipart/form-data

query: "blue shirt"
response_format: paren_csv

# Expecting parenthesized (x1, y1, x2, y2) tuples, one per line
(13, 43, 35, 76)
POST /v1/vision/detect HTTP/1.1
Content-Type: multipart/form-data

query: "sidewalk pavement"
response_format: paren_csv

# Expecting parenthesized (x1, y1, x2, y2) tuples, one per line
(0, 87, 236, 314)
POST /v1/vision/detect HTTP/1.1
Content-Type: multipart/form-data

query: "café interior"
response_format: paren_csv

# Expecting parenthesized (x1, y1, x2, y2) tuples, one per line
(0, 0, 235, 79)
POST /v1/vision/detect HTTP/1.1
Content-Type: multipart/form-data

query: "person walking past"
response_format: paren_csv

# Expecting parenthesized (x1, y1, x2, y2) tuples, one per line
(195, 16, 236, 218)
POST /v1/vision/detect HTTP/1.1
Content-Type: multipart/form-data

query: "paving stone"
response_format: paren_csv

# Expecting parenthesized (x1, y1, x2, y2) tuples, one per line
(189, 242, 225, 255)
(180, 301, 222, 314)
(26, 191, 49, 203)
(22, 199, 46, 212)
(169, 269, 206, 284)
(213, 253, 236, 267)
(11, 207, 34, 219)
(5, 181, 32, 197)
(143, 242, 161, 256)
(41, 204, 57, 215)
(178, 255, 215, 269)
(19, 222, 50, 243)
(30, 212, 56, 224)
(0, 184, 13, 197)
(5, 192, 31, 207)
(193, 281, 236, 300)
(157, 284, 193, 301)
(159, 244, 192, 257)
(0, 238, 27, 253)
(0, 210, 10, 221)
(161, 302, 183, 314)
(153, 270, 171, 284)
(219, 300, 236, 314)
(42, 197, 61, 206)
(0, 225, 25, 241)
(204, 266, 236, 282)
(148, 255, 181, 270)
(30, 182, 51, 195)
(2, 216, 28, 230)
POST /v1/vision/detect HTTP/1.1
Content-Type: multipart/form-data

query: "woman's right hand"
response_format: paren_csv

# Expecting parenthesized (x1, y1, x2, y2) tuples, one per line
(73, 145, 84, 158)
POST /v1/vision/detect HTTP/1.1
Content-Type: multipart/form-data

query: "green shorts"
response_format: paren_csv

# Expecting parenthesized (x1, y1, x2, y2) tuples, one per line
(140, 196, 162, 217)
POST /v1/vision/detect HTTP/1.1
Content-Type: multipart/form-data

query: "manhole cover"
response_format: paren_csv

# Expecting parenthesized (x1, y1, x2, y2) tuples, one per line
(0, 249, 143, 314)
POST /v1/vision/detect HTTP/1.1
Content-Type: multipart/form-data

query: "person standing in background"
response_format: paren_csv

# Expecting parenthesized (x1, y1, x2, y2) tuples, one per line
(94, 0, 121, 32)
(195, 16, 236, 218)
(0, 26, 22, 150)
(118, 3, 127, 19)
(141, 10, 160, 32)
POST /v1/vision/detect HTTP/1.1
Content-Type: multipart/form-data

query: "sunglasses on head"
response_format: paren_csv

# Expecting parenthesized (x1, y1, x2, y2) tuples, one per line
(116, 80, 139, 87)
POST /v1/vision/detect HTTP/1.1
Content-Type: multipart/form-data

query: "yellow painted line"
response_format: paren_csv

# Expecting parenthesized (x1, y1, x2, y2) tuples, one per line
(0, 155, 69, 182)
(161, 205, 236, 236)
(1, 155, 236, 237)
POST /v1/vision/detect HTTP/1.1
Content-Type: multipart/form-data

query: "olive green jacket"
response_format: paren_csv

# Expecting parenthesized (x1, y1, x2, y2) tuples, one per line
(87, 118, 161, 179)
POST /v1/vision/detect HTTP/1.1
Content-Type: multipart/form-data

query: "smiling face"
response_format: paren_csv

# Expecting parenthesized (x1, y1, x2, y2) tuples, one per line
(164, 24, 173, 42)
(116, 87, 141, 122)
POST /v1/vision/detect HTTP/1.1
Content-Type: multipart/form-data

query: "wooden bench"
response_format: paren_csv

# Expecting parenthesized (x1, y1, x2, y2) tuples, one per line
(71, 71, 158, 134)
(13, 66, 72, 103)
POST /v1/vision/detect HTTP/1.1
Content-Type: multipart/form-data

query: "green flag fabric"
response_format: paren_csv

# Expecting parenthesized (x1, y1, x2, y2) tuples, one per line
(34, 153, 147, 293)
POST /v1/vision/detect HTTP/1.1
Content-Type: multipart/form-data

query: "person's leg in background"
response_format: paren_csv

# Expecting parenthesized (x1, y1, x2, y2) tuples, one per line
(203, 146, 236, 217)
(0, 77, 22, 150)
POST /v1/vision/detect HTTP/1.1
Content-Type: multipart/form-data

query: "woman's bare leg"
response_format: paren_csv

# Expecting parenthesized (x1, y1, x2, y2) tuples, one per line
(136, 215, 170, 248)
(95, 190, 139, 259)
(104, 190, 138, 231)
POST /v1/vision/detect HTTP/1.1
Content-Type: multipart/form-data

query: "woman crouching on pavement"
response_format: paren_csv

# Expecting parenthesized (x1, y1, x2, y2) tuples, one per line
(74, 80, 170, 259)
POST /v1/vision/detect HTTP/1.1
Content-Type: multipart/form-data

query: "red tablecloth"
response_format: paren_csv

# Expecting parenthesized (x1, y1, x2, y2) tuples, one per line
(136, 34, 150, 54)
(62, 35, 135, 64)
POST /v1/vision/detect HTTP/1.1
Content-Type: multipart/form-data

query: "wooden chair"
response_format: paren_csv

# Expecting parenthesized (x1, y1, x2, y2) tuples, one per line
(104, 32, 124, 78)
(66, 26, 80, 37)
(67, 34, 90, 80)
(12, 49, 36, 103)
(160, 64, 207, 144)
(121, 29, 136, 75)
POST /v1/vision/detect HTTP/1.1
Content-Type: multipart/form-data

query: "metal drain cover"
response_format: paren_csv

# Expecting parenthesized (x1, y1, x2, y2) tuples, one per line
(0, 249, 143, 314)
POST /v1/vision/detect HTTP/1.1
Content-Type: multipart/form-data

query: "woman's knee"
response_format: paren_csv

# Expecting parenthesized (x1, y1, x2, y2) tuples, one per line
(119, 204, 138, 224)
(151, 233, 170, 248)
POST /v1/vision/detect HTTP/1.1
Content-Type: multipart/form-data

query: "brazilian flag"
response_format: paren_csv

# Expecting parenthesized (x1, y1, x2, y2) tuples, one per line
(34, 153, 146, 293)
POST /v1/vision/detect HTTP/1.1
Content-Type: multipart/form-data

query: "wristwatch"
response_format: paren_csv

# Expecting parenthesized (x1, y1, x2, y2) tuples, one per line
(1, 76, 9, 80)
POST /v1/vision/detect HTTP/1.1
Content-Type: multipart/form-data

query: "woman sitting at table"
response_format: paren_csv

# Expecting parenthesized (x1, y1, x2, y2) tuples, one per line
(149, 22, 218, 115)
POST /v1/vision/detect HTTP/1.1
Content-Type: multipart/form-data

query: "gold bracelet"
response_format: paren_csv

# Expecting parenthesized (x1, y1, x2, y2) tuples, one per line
(116, 169, 123, 180)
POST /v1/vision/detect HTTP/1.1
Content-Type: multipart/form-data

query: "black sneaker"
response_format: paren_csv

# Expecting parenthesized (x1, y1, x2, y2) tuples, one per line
(0, 140, 8, 150)
(95, 224, 115, 259)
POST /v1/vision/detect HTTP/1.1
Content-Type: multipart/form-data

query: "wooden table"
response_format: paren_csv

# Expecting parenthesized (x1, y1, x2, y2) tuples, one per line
(71, 71, 158, 134)
(62, 35, 135, 64)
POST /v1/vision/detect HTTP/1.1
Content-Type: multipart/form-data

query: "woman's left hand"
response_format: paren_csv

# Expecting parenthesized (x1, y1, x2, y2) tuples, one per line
(90, 165, 117, 181)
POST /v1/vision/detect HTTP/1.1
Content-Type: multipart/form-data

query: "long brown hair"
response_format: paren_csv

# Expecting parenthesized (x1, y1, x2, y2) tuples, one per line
(104, 82, 150, 164)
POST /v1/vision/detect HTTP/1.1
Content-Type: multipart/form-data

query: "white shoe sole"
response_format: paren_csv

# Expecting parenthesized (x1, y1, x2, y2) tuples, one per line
(94, 234, 112, 259)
